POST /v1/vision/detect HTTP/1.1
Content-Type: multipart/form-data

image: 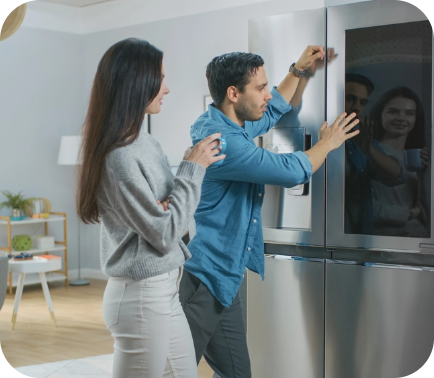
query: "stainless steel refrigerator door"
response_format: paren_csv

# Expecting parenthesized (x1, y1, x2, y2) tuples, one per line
(249, 9, 326, 246)
(325, 260, 434, 378)
(247, 256, 324, 378)
(326, 0, 434, 251)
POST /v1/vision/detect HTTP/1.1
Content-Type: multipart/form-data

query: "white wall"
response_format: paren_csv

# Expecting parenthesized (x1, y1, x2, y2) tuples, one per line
(0, 26, 84, 272)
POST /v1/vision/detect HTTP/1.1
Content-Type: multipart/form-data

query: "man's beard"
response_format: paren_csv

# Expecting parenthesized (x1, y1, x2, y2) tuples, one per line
(235, 100, 263, 122)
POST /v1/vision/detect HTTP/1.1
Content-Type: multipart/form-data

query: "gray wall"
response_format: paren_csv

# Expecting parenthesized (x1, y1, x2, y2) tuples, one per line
(0, 27, 84, 272)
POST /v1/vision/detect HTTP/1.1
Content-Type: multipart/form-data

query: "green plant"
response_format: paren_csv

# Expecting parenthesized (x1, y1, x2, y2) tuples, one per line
(0, 191, 35, 210)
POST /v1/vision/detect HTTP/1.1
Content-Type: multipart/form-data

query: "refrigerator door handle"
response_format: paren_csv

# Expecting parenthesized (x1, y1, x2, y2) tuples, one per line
(326, 259, 434, 272)
(271, 255, 324, 263)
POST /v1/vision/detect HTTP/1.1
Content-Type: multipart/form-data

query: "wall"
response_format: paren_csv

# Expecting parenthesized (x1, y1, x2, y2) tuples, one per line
(83, 0, 325, 166)
(0, 26, 84, 273)
(1, 0, 373, 275)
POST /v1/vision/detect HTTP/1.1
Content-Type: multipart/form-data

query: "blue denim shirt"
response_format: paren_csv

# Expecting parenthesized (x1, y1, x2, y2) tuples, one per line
(185, 87, 313, 307)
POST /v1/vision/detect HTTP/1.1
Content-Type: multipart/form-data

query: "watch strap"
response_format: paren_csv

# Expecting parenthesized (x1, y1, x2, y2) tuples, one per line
(289, 62, 306, 78)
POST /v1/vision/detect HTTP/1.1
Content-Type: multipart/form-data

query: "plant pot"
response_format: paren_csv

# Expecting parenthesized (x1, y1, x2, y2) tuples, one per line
(11, 208, 23, 218)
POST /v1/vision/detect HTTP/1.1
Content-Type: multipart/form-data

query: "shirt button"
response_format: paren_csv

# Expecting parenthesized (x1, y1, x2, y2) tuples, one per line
(247, 247, 251, 251)
(258, 193, 263, 197)
(253, 219, 257, 223)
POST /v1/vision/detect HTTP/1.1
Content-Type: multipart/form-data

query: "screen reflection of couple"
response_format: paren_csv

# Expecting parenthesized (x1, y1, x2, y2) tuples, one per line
(345, 78, 430, 238)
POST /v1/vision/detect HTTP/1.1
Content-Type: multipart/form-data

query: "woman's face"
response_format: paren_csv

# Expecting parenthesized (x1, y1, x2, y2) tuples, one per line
(145, 64, 170, 114)
(381, 96, 416, 138)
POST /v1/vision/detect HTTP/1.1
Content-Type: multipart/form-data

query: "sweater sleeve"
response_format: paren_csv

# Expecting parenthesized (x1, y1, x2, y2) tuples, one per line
(113, 161, 205, 255)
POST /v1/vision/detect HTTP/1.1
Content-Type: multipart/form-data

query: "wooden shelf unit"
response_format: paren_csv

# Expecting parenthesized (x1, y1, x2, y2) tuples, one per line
(0, 212, 68, 294)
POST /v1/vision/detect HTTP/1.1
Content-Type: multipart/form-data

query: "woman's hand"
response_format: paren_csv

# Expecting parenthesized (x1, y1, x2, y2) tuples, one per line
(421, 147, 430, 171)
(157, 199, 170, 211)
(156, 200, 188, 235)
(319, 112, 360, 152)
(183, 133, 226, 169)
(409, 206, 421, 220)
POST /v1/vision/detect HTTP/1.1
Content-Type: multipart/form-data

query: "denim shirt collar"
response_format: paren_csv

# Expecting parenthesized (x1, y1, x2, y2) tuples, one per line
(207, 103, 246, 130)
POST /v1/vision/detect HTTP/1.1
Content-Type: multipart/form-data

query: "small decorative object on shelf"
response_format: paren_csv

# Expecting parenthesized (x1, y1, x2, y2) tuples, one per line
(13, 255, 25, 261)
(26, 198, 52, 218)
(13, 253, 33, 260)
(31, 235, 55, 249)
(0, 191, 35, 221)
(12, 235, 32, 251)
(39, 255, 61, 260)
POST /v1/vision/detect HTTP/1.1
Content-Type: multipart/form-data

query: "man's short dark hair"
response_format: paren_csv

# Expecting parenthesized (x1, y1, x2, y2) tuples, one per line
(345, 73, 375, 95)
(206, 52, 265, 106)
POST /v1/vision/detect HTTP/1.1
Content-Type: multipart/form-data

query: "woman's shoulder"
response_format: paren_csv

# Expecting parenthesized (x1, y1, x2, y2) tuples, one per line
(106, 133, 165, 179)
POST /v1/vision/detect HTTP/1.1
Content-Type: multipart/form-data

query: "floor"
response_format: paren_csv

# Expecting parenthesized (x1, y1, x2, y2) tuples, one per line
(0, 278, 214, 377)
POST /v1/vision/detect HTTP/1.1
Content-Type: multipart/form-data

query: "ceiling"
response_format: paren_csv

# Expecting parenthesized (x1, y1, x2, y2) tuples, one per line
(38, 0, 116, 7)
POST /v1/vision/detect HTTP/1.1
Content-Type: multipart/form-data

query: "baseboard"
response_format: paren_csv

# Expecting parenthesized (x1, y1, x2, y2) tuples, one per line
(68, 268, 109, 281)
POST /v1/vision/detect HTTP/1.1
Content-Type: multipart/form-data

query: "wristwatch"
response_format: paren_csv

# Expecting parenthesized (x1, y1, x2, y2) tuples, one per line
(289, 62, 306, 78)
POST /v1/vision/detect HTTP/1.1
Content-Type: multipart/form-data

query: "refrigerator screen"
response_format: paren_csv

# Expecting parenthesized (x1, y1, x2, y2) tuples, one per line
(344, 21, 432, 238)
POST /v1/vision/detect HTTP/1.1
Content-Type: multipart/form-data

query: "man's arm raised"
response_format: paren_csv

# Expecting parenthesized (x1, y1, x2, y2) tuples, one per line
(276, 45, 325, 103)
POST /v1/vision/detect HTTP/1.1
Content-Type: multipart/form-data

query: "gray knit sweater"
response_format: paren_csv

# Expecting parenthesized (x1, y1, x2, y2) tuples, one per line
(97, 132, 206, 280)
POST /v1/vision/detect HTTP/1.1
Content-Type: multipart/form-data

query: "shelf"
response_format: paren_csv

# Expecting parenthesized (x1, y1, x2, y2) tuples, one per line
(0, 245, 66, 255)
(9, 272, 66, 288)
(1, 211, 68, 294)
(0, 215, 65, 225)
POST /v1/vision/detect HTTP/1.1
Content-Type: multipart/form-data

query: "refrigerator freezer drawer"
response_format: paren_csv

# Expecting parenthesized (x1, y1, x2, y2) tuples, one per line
(247, 256, 324, 378)
(326, 261, 434, 378)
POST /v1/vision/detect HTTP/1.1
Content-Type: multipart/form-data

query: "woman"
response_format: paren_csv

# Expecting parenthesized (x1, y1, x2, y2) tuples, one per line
(76, 38, 224, 378)
(369, 86, 430, 237)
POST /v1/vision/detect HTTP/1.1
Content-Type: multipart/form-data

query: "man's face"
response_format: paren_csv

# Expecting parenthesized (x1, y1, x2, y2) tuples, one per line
(234, 66, 273, 122)
(345, 82, 369, 118)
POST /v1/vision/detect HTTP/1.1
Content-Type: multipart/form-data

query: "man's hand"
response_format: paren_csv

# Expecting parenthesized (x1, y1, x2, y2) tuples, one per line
(305, 47, 338, 76)
(354, 115, 374, 154)
(295, 45, 325, 71)
(304, 113, 359, 174)
(319, 112, 359, 152)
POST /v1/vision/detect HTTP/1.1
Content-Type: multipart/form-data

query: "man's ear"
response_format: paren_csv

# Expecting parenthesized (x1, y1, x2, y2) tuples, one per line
(226, 86, 239, 103)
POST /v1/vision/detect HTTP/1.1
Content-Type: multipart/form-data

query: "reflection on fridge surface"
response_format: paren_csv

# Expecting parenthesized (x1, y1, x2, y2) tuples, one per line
(344, 21, 432, 239)
(327, 0, 433, 251)
(247, 1, 434, 378)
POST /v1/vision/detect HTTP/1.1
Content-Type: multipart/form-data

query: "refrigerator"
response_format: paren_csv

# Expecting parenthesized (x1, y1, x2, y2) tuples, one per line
(246, 1, 434, 377)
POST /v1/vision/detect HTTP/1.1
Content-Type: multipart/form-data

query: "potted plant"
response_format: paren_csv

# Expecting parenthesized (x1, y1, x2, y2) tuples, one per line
(0, 191, 35, 220)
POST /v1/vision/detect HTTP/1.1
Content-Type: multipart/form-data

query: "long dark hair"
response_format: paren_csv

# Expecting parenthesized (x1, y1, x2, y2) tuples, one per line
(370, 86, 425, 149)
(77, 38, 163, 224)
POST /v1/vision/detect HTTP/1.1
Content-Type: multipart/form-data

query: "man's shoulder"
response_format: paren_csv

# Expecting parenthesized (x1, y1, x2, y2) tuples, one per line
(192, 112, 234, 138)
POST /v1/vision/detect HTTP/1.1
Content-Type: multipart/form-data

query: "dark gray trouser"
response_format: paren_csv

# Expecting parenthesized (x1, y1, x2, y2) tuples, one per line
(179, 270, 252, 378)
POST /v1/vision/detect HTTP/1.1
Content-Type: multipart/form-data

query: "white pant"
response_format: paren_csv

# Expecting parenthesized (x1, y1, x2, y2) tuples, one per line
(103, 267, 198, 378)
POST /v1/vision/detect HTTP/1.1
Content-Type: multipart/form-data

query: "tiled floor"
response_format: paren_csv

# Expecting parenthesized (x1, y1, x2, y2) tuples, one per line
(15, 353, 113, 378)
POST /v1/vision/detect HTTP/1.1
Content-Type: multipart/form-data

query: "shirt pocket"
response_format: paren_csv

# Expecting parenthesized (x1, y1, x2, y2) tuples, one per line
(103, 281, 127, 330)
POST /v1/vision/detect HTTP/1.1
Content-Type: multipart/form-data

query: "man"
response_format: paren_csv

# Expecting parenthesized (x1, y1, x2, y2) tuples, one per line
(179, 46, 359, 378)
(345, 73, 374, 118)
